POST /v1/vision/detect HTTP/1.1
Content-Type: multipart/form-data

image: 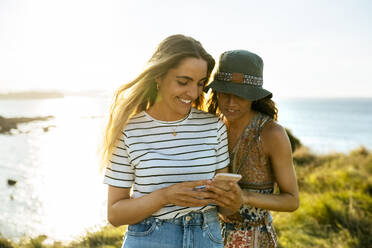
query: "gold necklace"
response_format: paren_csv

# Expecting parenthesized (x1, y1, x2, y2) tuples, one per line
(171, 125, 179, 136)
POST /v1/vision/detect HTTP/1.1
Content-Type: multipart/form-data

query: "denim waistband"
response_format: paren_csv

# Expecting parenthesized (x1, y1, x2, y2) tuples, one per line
(140, 208, 218, 227)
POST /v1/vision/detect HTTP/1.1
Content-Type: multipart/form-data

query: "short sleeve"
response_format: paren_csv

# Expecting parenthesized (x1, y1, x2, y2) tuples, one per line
(215, 119, 230, 170)
(103, 132, 134, 188)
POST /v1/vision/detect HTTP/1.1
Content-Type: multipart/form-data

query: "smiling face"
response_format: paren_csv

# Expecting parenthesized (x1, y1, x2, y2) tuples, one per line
(153, 57, 208, 121)
(217, 92, 253, 123)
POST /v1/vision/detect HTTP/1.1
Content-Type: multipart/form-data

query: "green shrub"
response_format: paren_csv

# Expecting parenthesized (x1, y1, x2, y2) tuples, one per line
(285, 128, 302, 152)
(69, 225, 125, 248)
(0, 237, 14, 248)
(293, 146, 317, 166)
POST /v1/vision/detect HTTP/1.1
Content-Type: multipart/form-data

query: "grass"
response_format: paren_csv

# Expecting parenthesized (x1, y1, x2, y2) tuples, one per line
(273, 146, 372, 248)
(1, 147, 371, 248)
(0, 226, 126, 248)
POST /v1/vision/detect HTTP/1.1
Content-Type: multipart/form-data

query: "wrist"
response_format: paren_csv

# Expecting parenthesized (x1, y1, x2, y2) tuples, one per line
(218, 206, 233, 216)
(156, 187, 169, 206)
(242, 190, 250, 205)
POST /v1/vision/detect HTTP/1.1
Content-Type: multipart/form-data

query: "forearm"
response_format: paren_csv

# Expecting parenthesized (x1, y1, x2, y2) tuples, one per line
(108, 188, 166, 226)
(242, 190, 299, 212)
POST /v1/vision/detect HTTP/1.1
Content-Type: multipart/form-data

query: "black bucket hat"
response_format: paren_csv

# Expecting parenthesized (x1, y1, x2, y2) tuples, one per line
(206, 50, 272, 101)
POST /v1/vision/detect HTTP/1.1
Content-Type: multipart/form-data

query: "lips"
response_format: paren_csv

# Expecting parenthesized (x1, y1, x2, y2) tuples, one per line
(225, 108, 238, 113)
(178, 97, 192, 104)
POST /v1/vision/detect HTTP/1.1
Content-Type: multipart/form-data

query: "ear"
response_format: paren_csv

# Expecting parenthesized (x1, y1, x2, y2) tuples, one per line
(155, 77, 162, 91)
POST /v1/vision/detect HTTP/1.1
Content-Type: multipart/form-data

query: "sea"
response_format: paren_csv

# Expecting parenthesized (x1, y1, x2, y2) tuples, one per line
(0, 96, 371, 242)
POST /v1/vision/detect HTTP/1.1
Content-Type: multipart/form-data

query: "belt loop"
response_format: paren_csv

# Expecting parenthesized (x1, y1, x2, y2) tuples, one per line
(202, 210, 208, 228)
(155, 218, 163, 227)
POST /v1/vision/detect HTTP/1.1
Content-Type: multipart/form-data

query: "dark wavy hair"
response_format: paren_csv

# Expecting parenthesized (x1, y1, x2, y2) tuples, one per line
(252, 96, 278, 121)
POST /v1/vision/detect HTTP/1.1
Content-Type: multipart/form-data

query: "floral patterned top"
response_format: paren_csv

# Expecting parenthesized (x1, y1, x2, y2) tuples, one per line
(223, 113, 277, 248)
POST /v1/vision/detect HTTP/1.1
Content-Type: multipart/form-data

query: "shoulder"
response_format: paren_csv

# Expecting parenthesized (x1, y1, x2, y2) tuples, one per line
(190, 108, 222, 123)
(190, 108, 219, 120)
(123, 111, 150, 132)
(190, 108, 225, 132)
(261, 119, 290, 150)
(128, 111, 148, 123)
(261, 120, 286, 138)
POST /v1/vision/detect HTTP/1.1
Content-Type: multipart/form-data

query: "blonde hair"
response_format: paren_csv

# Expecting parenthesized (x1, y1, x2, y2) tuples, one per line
(100, 34, 215, 170)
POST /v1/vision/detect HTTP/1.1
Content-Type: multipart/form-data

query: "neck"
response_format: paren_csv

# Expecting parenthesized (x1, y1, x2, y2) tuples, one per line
(147, 103, 188, 121)
(225, 111, 256, 131)
(224, 110, 257, 152)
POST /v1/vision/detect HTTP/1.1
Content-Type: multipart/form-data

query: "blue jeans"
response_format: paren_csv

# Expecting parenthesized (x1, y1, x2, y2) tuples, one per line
(122, 208, 223, 248)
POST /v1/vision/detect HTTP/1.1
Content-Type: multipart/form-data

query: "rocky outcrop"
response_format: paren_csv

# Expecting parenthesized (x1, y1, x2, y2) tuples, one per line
(0, 115, 54, 134)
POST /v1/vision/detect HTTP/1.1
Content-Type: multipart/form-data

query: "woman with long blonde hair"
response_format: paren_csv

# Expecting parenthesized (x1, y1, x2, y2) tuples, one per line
(101, 34, 237, 248)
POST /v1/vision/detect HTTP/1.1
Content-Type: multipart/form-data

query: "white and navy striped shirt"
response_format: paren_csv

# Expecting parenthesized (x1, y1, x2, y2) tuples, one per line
(104, 108, 229, 219)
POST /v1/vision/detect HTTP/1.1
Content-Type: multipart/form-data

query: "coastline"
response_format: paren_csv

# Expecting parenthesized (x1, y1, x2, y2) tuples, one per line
(0, 91, 64, 100)
(0, 115, 54, 134)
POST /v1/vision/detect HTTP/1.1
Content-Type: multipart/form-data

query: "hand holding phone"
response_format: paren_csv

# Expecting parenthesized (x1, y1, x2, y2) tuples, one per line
(212, 173, 242, 191)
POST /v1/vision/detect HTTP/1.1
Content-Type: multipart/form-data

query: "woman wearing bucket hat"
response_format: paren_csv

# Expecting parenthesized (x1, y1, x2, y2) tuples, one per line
(100, 35, 234, 248)
(205, 50, 300, 247)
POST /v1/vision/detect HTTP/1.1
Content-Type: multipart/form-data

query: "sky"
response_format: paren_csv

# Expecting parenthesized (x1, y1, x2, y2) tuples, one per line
(0, 0, 371, 98)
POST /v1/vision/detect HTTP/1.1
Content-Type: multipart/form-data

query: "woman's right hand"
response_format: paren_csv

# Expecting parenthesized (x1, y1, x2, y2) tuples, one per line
(160, 180, 215, 207)
(205, 181, 243, 214)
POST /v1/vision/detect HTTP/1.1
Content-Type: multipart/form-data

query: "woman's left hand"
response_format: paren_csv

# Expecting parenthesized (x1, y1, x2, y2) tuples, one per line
(205, 181, 243, 213)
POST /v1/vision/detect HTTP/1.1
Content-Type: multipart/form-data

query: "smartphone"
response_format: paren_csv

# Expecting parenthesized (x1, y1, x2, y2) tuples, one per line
(213, 173, 242, 190)
(213, 173, 242, 182)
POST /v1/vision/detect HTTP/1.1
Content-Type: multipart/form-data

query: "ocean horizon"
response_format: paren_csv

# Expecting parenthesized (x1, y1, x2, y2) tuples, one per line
(1, 96, 371, 242)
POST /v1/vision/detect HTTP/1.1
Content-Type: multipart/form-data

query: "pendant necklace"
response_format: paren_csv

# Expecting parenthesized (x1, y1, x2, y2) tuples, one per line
(168, 112, 190, 136)
(171, 125, 179, 136)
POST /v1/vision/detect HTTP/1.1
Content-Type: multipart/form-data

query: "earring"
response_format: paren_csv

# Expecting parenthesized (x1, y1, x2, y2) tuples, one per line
(156, 83, 159, 90)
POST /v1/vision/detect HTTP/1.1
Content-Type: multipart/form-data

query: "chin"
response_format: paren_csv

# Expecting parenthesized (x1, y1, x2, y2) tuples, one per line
(179, 108, 191, 116)
(224, 114, 239, 122)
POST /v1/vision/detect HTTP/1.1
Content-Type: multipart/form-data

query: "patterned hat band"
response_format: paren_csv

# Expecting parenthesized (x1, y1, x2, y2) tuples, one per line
(215, 72, 263, 87)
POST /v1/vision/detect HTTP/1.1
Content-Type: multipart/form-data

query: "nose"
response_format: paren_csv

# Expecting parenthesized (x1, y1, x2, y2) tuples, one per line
(187, 83, 200, 100)
(225, 94, 237, 106)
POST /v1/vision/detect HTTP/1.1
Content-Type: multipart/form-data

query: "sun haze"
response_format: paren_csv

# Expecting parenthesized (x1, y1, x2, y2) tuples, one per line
(0, 0, 371, 98)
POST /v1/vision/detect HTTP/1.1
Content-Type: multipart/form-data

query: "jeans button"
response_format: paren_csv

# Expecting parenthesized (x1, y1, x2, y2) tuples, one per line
(185, 216, 191, 221)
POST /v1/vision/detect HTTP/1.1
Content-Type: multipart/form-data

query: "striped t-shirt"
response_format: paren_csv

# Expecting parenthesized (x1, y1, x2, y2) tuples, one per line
(103, 108, 229, 219)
